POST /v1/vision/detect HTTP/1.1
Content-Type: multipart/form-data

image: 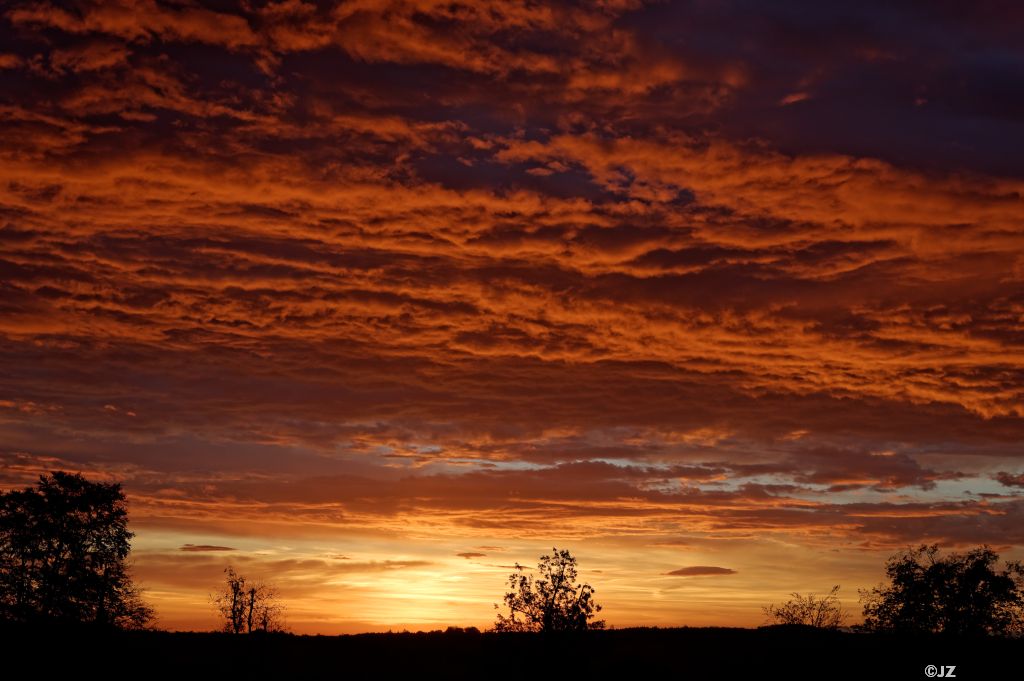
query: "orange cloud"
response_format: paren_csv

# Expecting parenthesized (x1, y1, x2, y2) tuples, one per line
(1, 0, 1023, 633)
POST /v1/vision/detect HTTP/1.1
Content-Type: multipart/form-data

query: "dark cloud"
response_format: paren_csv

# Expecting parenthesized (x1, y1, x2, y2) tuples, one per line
(995, 472, 1024, 488)
(179, 544, 235, 552)
(667, 566, 737, 576)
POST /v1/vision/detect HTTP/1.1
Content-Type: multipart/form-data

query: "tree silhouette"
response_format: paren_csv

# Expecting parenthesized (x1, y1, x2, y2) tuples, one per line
(493, 547, 605, 632)
(212, 566, 285, 633)
(0, 471, 153, 628)
(762, 585, 848, 628)
(860, 544, 1024, 636)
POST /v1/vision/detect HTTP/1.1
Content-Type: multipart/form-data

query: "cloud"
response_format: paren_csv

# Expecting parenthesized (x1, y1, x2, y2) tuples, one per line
(666, 566, 737, 576)
(456, 552, 486, 559)
(8, 1, 260, 49)
(1, 0, 1022, 633)
(995, 472, 1024, 488)
(179, 544, 235, 552)
(327, 560, 434, 573)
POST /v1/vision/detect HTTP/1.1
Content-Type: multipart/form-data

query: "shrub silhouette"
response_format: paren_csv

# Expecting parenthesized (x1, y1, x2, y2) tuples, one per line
(0, 471, 153, 628)
(860, 544, 1024, 636)
(493, 547, 605, 632)
(762, 585, 848, 628)
(212, 566, 285, 633)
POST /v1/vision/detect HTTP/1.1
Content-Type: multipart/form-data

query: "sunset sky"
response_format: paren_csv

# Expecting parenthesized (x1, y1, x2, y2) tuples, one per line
(2, 0, 1023, 634)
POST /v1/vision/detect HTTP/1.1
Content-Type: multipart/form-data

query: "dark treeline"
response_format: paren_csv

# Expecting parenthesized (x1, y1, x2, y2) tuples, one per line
(3, 472, 1024, 644)
(3, 622, 1024, 680)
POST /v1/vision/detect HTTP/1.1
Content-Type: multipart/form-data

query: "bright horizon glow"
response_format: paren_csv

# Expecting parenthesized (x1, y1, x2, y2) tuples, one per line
(130, 529, 871, 634)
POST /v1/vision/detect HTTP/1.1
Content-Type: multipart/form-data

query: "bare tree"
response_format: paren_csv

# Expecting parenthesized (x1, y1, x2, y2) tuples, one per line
(763, 585, 848, 628)
(211, 566, 285, 634)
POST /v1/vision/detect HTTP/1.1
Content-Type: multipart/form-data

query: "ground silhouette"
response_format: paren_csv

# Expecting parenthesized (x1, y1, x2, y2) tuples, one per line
(2, 623, 1021, 680)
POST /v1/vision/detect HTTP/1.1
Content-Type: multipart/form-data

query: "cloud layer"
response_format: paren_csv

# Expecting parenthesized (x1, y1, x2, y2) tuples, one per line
(1, 0, 1022, 632)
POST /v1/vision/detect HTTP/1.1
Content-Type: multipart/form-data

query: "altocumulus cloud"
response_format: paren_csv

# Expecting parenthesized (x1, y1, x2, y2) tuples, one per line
(1, 0, 1023, 633)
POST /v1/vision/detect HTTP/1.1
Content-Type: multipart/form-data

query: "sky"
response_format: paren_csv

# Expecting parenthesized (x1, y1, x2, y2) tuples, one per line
(1, 0, 1023, 634)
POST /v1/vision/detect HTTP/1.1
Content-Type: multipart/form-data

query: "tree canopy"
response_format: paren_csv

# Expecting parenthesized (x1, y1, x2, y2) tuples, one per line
(860, 544, 1024, 636)
(0, 471, 153, 628)
(494, 547, 605, 632)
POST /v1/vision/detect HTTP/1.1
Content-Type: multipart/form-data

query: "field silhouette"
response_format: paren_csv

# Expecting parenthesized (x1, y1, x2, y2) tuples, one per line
(3, 622, 1021, 680)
